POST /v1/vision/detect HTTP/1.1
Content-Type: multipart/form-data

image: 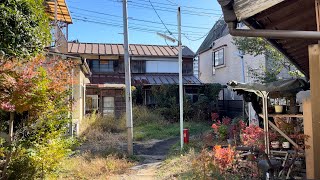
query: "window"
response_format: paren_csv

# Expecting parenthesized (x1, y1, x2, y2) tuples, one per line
(90, 60, 114, 73)
(145, 90, 156, 105)
(86, 95, 98, 111)
(146, 61, 178, 73)
(183, 62, 193, 74)
(213, 48, 224, 67)
(103, 97, 114, 115)
(131, 61, 146, 73)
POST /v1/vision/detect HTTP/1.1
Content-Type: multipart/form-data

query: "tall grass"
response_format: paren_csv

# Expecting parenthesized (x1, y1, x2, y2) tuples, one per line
(77, 112, 127, 155)
(59, 113, 135, 179)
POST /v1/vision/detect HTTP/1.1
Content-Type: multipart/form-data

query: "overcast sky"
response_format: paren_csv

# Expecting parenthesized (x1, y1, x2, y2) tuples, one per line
(67, 0, 222, 52)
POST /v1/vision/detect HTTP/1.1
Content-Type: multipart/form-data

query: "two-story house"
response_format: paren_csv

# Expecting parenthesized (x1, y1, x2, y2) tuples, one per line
(67, 42, 201, 118)
(196, 19, 297, 117)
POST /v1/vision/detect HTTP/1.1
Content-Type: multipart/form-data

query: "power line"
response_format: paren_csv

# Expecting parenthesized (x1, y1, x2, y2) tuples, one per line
(148, 0, 174, 36)
(73, 17, 208, 38)
(71, 12, 209, 35)
(69, 8, 212, 30)
(123, 0, 222, 12)
(128, 1, 222, 16)
(109, 0, 221, 17)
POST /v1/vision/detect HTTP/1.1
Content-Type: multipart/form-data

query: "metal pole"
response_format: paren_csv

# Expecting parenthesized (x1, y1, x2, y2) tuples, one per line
(178, 7, 184, 150)
(123, 0, 133, 155)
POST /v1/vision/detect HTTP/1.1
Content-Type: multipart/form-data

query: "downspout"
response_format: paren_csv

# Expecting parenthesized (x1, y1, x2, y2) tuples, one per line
(228, 22, 320, 39)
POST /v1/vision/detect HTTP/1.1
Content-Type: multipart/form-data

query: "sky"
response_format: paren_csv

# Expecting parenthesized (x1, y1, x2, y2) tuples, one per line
(66, 0, 222, 52)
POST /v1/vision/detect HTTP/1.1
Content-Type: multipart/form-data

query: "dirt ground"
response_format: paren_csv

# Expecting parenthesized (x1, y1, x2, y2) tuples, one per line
(110, 138, 178, 180)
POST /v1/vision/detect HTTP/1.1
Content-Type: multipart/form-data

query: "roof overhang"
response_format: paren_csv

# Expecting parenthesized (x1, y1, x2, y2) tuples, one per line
(218, 0, 318, 78)
(45, 0, 72, 24)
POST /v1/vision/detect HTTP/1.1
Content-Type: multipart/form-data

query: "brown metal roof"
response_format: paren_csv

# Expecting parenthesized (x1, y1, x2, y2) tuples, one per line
(89, 74, 201, 85)
(45, 0, 72, 24)
(68, 42, 195, 58)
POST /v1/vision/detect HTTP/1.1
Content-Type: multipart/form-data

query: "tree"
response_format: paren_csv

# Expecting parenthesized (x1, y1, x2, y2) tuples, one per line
(0, 55, 76, 179)
(233, 37, 303, 83)
(0, 0, 51, 59)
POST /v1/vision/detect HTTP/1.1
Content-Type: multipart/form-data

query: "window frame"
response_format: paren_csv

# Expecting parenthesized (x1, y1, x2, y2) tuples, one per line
(103, 97, 115, 115)
(212, 48, 225, 68)
(85, 95, 99, 111)
(89, 60, 115, 73)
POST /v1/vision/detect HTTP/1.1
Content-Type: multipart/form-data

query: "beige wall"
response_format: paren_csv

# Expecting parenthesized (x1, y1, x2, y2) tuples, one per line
(72, 66, 90, 134)
(198, 34, 265, 100)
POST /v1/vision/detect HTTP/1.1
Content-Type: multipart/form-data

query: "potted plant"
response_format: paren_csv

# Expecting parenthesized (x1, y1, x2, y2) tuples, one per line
(282, 141, 290, 149)
(271, 141, 280, 149)
(274, 98, 283, 114)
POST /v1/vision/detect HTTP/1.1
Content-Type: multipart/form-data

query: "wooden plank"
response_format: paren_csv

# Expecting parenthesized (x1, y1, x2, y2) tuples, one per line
(233, 0, 284, 20)
(259, 114, 304, 118)
(303, 99, 314, 179)
(307, 44, 320, 179)
(268, 121, 299, 148)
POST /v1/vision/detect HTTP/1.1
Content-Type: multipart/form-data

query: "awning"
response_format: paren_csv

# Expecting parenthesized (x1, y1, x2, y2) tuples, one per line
(227, 79, 309, 97)
(45, 0, 72, 24)
(132, 74, 202, 85)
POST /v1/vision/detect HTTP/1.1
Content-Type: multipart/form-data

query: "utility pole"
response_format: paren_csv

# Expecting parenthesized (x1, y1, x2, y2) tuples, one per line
(178, 7, 184, 150)
(123, 0, 133, 155)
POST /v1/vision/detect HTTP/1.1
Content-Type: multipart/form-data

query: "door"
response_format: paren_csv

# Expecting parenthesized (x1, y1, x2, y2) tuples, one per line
(103, 97, 115, 116)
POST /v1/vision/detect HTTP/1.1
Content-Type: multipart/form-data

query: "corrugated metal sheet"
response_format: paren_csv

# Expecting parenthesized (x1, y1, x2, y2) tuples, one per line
(68, 42, 195, 58)
(89, 74, 201, 85)
(132, 74, 202, 85)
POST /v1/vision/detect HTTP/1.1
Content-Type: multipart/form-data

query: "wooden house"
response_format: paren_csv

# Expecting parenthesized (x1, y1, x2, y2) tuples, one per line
(67, 42, 201, 117)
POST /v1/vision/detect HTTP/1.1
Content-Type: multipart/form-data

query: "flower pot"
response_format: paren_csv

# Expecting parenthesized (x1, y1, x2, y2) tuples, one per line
(271, 141, 280, 149)
(274, 105, 283, 114)
(282, 142, 290, 149)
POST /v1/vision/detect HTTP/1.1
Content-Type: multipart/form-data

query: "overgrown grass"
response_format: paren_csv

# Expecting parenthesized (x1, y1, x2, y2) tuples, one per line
(58, 153, 135, 180)
(133, 106, 211, 141)
(58, 113, 135, 179)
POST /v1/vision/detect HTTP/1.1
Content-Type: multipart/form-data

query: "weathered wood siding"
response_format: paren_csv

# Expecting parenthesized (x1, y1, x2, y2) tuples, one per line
(233, 0, 284, 20)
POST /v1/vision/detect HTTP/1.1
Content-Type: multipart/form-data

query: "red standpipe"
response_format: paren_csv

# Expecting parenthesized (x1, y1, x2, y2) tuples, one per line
(183, 129, 189, 144)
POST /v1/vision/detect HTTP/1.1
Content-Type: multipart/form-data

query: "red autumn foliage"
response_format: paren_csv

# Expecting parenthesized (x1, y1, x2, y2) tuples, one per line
(213, 145, 236, 171)
(0, 55, 77, 113)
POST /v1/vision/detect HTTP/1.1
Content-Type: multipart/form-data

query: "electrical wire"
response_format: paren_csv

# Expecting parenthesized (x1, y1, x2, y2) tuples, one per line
(73, 17, 208, 38)
(69, 8, 212, 30)
(71, 13, 209, 35)
(126, 1, 221, 16)
(148, 0, 174, 36)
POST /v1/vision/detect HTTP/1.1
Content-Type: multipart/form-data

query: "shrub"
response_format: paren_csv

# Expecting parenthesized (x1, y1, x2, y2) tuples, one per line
(241, 125, 265, 150)
(132, 106, 165, 126)
(79, 112, 127, 155)
(81, 112, 126, 135)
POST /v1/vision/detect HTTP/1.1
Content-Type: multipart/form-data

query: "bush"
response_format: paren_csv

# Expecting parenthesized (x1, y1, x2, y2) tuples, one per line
(80, 112, 126, 135)
(133, 106, 165, 126)
(78, 112, 127, 155)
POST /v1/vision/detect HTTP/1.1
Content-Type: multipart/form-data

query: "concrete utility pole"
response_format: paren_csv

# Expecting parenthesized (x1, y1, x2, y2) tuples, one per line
(122, 0, 133, 155)
(178, 7, 184, 150)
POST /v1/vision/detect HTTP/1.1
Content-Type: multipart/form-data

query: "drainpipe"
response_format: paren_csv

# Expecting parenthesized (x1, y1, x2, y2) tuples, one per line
(228, 22, 320, 39)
